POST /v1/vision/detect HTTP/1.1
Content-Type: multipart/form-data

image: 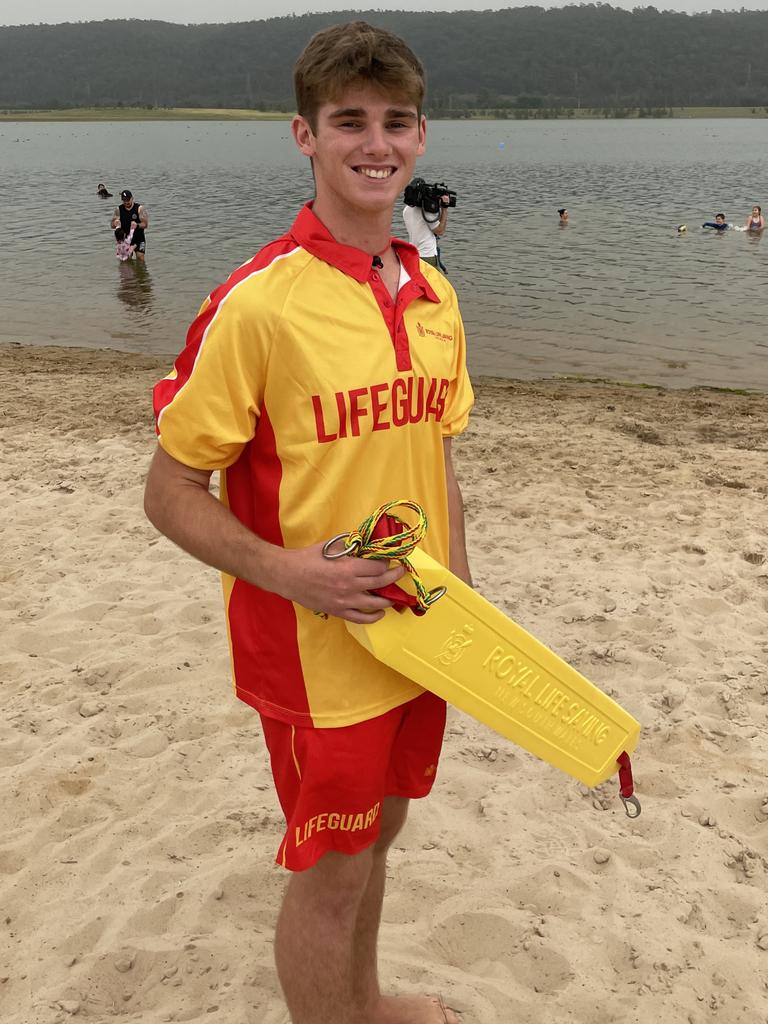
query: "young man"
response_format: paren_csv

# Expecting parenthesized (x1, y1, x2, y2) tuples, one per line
(111, 189, 149, 260)
(144, 21, 473, 1024)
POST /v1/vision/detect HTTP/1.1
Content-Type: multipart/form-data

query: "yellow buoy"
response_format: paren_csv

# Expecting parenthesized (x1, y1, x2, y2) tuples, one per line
(326, 501, 641, 814)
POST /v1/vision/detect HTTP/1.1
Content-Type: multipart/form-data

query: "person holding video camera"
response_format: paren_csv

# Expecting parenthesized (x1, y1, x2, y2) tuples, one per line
(402, 177, 456, 273)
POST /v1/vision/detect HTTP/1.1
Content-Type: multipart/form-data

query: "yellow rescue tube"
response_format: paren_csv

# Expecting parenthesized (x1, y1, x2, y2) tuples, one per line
(346, 546, 640, 790)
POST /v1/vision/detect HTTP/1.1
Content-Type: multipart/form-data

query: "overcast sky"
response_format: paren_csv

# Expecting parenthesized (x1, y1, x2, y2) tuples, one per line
(1, 0, 764, 26)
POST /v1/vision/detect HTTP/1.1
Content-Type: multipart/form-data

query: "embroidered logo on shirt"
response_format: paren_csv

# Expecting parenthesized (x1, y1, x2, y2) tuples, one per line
(416, 321, 453, 343)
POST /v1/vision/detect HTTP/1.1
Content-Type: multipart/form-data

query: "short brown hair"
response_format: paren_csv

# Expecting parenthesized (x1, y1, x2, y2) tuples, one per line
(294, 21, 425, 130)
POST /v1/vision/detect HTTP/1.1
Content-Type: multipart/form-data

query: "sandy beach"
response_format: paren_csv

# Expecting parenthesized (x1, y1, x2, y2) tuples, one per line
(2, 341, 768, 1024)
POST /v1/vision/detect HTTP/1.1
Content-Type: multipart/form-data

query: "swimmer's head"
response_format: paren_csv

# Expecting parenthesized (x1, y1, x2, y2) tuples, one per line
(753, 205, 762, 215)
(557, 207, 568, 222)
(715, 213, 726, 223)
(677, 224, 687, 233)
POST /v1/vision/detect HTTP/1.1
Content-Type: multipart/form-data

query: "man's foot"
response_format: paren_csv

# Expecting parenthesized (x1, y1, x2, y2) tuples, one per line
(372, 993, 460, 1023)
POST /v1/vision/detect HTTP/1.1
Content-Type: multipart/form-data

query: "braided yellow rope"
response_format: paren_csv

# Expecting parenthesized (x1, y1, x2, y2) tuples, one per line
(346, 499, 445, 612)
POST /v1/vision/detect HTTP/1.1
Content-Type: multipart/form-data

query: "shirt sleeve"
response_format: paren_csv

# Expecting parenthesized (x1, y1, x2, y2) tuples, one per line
(441, 303, 474, 438)
(153, 281, 270, 470)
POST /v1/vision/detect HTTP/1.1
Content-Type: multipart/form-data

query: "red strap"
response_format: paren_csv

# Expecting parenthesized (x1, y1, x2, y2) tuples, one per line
(369, 514, 424, 615)
(616, 751, 634, 798)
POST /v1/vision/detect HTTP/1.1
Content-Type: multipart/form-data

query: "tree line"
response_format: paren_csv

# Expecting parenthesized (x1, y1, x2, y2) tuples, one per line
(2, 7, 768, 113)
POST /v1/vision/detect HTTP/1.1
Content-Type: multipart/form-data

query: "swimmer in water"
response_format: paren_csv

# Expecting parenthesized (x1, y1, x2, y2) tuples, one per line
(746, 205, 765, 231)
(557, 207, 569, 224)
(97, 183, 113, 197)
(702, 213, 729, 232)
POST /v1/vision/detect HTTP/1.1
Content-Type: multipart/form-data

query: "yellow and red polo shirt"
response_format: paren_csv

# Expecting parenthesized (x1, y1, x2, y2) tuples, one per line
(154, 203, 473, 728)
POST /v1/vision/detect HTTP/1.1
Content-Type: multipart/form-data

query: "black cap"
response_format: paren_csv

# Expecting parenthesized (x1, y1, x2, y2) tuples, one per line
(121, 189, 132, 200)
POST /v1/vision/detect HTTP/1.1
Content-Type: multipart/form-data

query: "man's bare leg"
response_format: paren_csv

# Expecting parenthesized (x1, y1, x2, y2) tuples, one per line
(352, 797, 459, 1024)
(352, 796, 409, 1010)
(275, 845, 375, 1024)
(274, 797, 457, 1024)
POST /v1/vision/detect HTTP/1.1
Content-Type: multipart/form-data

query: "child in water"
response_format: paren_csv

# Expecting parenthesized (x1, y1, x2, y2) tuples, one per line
(114, 224, 136, 261)
(702, 213, 729, 232)
(746, 205, 765, 231)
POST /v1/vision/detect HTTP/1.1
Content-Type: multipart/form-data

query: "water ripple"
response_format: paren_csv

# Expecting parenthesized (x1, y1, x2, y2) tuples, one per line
(1, 119, 767, 387)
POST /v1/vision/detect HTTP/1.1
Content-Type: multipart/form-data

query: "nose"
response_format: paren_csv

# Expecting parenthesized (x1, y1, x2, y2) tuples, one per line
(361, 122, 392, 157)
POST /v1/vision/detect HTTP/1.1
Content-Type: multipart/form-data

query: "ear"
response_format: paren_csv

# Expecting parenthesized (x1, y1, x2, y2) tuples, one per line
(292, 114, 316, 157)
(417, 114, 427, 158)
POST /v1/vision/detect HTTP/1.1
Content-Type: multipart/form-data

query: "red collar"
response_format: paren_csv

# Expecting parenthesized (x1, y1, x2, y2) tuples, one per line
(290, 202, 441, 303)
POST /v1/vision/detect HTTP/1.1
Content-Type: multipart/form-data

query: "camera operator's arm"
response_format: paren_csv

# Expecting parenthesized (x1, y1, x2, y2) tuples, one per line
(432, 197, 450, 237)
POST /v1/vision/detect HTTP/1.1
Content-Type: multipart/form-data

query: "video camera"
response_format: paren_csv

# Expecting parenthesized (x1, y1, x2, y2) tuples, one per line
(403, 177, 457, 215)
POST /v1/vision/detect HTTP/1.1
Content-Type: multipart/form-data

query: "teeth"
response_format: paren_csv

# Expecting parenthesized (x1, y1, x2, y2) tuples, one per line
(359, 168, 392, 179)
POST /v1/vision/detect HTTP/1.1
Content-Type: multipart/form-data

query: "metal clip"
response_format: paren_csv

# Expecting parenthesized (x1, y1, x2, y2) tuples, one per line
(322, 533, 360, 559)
(620, 794, 642, 819)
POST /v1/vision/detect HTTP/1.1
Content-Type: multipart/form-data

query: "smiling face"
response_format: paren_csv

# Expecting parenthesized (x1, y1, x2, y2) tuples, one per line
(292, 83, 426, 226)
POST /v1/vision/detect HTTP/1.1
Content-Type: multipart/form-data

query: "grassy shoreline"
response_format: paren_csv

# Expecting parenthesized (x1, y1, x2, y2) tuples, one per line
(1, 105, 767, 122)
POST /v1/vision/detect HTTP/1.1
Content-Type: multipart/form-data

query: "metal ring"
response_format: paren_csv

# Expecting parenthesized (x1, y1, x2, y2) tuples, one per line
(620, 794, 642, 819)
(425, 586, 447, 606)
(322, 533, 360, 560)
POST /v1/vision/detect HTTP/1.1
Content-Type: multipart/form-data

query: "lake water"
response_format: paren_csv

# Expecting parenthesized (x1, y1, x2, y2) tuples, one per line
(1, 118, 767, 389)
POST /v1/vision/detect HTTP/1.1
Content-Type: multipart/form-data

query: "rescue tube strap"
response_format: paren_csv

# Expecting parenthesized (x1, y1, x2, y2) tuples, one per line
(617, 751, 641, 818)
(322, 500, 446, 613)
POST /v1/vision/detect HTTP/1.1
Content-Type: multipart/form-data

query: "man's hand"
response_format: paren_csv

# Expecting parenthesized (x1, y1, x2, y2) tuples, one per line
(270, 543, 405, 624)
(144, 445, 405, 625)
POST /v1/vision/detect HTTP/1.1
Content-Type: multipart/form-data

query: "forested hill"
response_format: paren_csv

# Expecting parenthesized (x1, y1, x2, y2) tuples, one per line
(3, 7, 768, 113)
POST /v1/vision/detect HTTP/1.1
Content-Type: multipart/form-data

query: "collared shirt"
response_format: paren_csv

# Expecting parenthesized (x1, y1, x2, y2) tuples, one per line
(154, 203, 474, 728)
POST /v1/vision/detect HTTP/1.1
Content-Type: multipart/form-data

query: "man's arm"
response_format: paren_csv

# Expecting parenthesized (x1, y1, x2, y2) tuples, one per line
(137, 205, 149, 229)
(144, 445, 404, 623)
(443, 437, 472, 586)
(110, 206, 120, 229)
(432, 198, 450, 238)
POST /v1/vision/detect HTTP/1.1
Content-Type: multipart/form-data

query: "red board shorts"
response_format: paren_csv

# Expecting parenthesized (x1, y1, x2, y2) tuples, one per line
(260, 690, 447, 871)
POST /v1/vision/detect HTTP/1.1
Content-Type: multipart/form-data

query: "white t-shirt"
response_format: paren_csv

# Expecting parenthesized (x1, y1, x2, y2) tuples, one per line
(402, 204, 440, 258)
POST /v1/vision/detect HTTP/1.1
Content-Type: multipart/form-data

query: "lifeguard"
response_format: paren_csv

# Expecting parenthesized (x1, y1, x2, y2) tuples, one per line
(145, 20, 472, 1024)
